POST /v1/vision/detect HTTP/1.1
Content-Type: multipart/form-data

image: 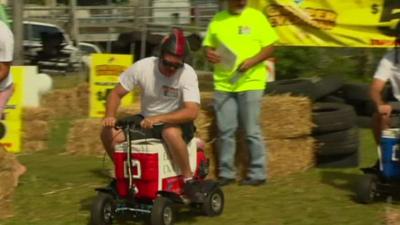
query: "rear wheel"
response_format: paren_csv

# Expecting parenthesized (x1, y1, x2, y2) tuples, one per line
(202, 188, 224, 216)
(356, 174, 378, 204)
(151, 196, 174, 225)
(90, 193, 116, 225)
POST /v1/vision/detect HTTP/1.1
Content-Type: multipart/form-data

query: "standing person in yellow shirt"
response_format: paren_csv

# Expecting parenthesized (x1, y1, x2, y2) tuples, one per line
(203, 0, 278, 186)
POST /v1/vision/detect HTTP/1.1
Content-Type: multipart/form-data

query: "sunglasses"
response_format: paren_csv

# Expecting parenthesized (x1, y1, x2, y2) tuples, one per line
(161, 58, 184, 70)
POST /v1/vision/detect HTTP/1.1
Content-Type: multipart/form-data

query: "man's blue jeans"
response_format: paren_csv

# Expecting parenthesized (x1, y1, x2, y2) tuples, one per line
(214, 90, 266, 180)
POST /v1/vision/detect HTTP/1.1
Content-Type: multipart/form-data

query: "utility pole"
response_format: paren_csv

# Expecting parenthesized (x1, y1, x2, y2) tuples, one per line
(69, 0, 79, 46)
(12, 0, 24, 65)
(140, 0, 152, 59)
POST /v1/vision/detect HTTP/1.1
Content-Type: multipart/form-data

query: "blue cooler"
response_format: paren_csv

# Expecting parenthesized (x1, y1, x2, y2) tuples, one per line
(380, 128, 400, 180)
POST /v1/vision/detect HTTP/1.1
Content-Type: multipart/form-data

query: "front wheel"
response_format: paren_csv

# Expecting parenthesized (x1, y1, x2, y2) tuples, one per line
(150, 196, 174, 225)
(90, 193, 116, 225)
(356, 174, 378, 204)
(202, 188, 224, 216)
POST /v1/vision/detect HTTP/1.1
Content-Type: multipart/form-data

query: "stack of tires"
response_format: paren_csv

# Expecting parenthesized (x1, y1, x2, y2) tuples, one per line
(312, 103, 359, 168)
(265, 77, 362, 168)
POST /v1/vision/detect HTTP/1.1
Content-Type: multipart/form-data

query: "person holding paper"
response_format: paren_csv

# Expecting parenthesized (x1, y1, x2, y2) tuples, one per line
(203, 0, 278, 186)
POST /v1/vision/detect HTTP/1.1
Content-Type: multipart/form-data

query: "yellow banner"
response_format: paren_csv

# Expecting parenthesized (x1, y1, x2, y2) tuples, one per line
(89, 54, 134, 118)
(1, 67, 24, 153)
(249, 0, 400, 47)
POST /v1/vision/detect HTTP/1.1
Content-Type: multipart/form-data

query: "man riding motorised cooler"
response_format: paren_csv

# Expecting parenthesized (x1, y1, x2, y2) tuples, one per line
(100, 28, 202, 200)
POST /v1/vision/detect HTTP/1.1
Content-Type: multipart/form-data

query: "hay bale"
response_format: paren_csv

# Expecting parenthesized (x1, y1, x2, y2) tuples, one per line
(21, 108, 51, 152)
(266, 137, 315, 178)
(0, 197, 13, 219)
(198, 92, 316, 180)
(384, 208, 400, 225)
(41, 89, 79, 118)
(22, 141, 47, 153)
(262, 95, 313, 139)
(0, 147, 26, 219)
(66, 119, 104, 156)
(41, 83, 90, 119)
(22, 107, 54, 121)
(76, 83, 89, 117)
(22, 121, 49, 141)
(205, 136, 316, 180)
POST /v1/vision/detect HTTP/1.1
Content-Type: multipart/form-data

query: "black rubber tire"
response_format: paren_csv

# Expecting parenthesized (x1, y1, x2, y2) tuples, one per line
(312, 76, 344, 100)
(315, 127, 359, 155)
(312, 103, 357, 134)
(316, 150, 359, 168)
(265, 79, 316, 100)
(356, 174, 378, 204)
(318, 95, 346, 104)
(90, 193, 115, 225)
(202, 188, 224, 217)
(151, 196, 174, 225)
(341, 83, 370, 102)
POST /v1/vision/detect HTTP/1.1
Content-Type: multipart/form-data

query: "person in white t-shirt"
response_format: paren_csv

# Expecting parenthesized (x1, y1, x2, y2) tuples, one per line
(370, 49, 400, 143)
(0, 20, 14, 117)
(101, 28, 202, 200)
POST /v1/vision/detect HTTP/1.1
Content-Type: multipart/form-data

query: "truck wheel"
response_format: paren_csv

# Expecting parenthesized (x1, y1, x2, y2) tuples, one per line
(356, 174, 378, 204)
(202, 188, 224, 217)
(151, 196, 174, 225)
(90, 193, 115, 225)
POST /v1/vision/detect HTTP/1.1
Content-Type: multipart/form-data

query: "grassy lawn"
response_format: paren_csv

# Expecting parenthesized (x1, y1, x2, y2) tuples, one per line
(2, 125, 395, 225)
(1, 74, 397, 225)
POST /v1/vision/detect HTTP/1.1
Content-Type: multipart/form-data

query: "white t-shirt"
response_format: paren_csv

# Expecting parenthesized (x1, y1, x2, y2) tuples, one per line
(0, 21, 14, 90)
(119, 57, 200, 117)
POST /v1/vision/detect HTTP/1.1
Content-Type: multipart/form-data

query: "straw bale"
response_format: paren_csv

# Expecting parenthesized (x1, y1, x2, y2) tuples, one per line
(76, 83, 90, 117)
(266, 137, 315, 178)
(0, 172, 15, 219)
(198, 92, 315, 179)
(0, 147, 26, 218)
(0, 172, 15, 201)
(41, 83, 90, 119)
(22, 107, 54, 121)
(232, 136, 315, 180)
(262, 94, 313, 139)
(0, 197, 13, 219)
(22, 141, 47, 153)
(385, 208, 400, 225)
(22, 120, 49, 141)
(66, 119, 104, 156)
(41, 89, 80, 118)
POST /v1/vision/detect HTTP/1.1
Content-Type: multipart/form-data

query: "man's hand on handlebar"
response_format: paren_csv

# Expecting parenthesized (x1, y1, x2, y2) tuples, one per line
(103, 117, 117, 127)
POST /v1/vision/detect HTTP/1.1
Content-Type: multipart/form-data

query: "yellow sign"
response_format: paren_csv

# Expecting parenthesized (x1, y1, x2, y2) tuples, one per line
(248, 0, 399, 47)
(1, 66, 24, 153)
(90, 54, 134, 118)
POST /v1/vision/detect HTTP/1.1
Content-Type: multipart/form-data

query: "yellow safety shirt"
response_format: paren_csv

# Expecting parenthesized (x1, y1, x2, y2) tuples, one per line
(203, 7, 278, 92)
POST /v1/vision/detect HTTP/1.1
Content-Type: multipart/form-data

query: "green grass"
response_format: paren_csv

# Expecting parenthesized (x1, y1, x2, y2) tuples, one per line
(0, 73, 395, 225)
(0, 125, 396, 225)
